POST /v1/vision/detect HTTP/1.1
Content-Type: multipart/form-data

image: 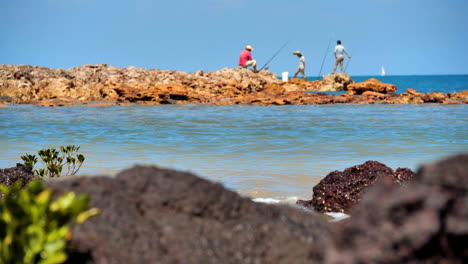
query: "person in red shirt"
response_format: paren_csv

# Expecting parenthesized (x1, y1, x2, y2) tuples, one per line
(238, 45, 257, 72)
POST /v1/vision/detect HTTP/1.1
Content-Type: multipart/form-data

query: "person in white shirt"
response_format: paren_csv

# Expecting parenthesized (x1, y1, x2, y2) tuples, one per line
(293, 51, 306, 79)
(333, 40, 351, 74)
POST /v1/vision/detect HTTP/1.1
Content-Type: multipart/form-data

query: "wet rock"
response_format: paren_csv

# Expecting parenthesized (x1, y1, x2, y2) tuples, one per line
(347, 78, 397, 95)
(297, 161, 415, 213)
(47, 165, 331, 264)
(327, 153, 468, 264)
(0, 163, 39, 187)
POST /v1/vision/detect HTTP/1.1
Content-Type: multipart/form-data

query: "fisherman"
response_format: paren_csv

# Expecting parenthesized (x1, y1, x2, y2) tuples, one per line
(292, 51, 306, 79)
(333, 40, 351, 74)
(239, 45, 258, 72)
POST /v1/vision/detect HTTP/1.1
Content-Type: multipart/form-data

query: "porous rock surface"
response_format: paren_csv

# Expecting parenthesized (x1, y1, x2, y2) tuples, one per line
(46, 165, 331, 264)
(327, 153, 468, 264)
(1, 64, 466, 106)
(0, 163, 39, 187)
(297, 161, 415, 213)
(285, 73, 354, 92)
(347, 78, 397, 95)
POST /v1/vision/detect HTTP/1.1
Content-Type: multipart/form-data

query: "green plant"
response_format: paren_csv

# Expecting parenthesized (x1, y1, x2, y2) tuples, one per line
(0, 180, 99, 264)
(21, 145, 85, 178)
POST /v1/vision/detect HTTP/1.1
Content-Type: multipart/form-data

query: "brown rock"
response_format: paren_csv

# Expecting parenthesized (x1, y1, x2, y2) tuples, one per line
(1, 64, 465, 105)
(297, 161, 415, 213)
(448, 90, 468, 100)
(362, 91, 389, 98)
(421, 92, 447, 103)
(347, 78, 397, 95)
(0, 163, 40, 187)
(320, 73, 354, 91)
(390, 93, 425, 104)
(326, 153, 468, 264)
(46, 165, 331, 264)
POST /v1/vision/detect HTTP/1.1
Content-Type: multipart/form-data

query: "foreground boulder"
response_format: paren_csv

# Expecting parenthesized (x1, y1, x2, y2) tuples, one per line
(0, 163, 39, 187)
(47, 165, 331, 264)
(297, 161, 415, 213)
(327, 153, 468, 263)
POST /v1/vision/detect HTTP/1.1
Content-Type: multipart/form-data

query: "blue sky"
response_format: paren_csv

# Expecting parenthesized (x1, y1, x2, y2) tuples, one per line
(1, 0, 467, 76)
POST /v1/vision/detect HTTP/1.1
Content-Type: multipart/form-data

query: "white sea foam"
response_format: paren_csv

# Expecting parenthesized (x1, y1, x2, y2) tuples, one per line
(325, 212, 351, 222)
(252, 197, 351, 222)
(252, 197, 300, 204)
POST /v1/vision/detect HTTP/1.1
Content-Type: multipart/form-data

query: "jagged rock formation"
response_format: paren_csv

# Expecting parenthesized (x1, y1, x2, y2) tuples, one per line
(326, 153, 468, 264)
(285, 73, 354, 92)
(296, 161, 416, 213)
(0, 64, 466, 106)
(347, 78, 397, 95)
(0, 163, 39, 188)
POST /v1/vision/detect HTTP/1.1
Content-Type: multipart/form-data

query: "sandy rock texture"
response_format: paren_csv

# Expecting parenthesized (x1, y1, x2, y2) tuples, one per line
(1, 64, 466, 106)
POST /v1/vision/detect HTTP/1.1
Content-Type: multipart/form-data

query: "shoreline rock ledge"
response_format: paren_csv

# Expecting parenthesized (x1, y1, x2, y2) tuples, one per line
(0, 64, 466, 106)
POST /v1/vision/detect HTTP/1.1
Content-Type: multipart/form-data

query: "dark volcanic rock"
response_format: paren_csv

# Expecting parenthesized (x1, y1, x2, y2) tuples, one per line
(47, 165, 331, 264)
(0, 163, 39, 187)
(327, 153, 468, 264)
(297, 161, 415, 213)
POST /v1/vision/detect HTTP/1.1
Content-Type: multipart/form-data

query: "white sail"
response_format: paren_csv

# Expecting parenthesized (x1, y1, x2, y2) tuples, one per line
(381, 66, 386, 76)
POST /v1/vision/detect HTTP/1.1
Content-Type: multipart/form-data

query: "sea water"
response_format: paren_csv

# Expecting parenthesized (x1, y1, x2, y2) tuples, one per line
(1, 75, 467, 202)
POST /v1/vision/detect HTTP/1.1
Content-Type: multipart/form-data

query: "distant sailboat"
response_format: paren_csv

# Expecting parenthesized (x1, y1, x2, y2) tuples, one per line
(381, 66, 386, 76)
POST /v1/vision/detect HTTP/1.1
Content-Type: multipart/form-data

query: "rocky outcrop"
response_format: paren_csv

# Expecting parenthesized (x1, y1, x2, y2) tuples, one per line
(0, 64, 466, 106)
(320, 73, 355, 91)
(46, 165, 331, 264)
(327, 153, 468, 264)
(284, 73, 353, 92)
(0, 64, 282, 105)
(347, 78, 397, 95)
(296, 161, 415, 213)
(0, 163, 39, 187)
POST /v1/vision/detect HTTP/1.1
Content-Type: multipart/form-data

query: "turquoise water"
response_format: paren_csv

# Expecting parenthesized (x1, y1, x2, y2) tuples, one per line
(307, 74, 468, 94)
(2, 102, 467, 201)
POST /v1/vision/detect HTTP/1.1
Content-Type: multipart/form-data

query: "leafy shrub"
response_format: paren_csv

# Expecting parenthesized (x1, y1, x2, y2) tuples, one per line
(0, 180, 99, 264)
(21, 145, 85, 178)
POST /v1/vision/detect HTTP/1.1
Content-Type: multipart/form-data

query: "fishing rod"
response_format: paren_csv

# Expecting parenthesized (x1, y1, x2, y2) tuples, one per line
(259, 41, 290, 71)
(318, 37, 332, 79)
(344, 57, 351, 73)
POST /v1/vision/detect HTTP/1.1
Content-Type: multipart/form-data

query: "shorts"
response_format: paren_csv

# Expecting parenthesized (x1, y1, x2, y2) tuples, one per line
(335, 56, 344, 65)
(241, 60, 256, 68)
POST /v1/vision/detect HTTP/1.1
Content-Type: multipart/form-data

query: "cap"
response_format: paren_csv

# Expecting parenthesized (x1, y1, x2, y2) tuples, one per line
(293, 50, 302, 55)
(246, 45, 253, 50)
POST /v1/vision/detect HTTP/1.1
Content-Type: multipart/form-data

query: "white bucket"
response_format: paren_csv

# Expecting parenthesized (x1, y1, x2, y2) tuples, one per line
(282, 72, 289, 82)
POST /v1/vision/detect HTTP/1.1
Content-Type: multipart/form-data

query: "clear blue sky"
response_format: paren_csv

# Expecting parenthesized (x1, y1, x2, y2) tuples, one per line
(1, 0, 467, 76)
